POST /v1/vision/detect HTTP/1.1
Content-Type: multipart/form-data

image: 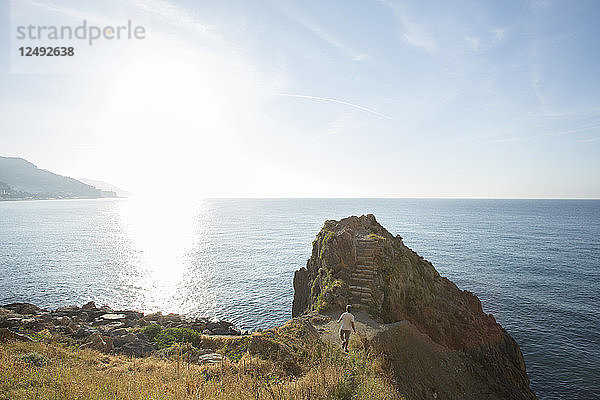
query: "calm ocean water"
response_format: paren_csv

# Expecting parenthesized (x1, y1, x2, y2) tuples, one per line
(0, 198, 598, 399)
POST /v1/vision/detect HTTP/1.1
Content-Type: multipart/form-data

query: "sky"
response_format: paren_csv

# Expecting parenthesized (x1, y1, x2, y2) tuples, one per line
(0, 0, 599, 198)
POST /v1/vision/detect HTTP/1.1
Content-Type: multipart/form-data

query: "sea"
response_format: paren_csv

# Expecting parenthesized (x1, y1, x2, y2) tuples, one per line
(0, 198, 598, 399)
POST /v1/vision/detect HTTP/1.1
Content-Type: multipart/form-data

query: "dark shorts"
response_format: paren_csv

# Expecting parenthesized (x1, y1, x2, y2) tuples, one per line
(340, 329, 351, 342)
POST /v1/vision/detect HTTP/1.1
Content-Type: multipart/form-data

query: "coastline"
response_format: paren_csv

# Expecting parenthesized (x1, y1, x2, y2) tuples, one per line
(1, 301, 246, 357)
(0, 196, 125, 202)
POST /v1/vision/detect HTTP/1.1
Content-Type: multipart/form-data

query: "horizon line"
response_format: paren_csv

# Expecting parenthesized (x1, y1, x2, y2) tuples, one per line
(99, 195, 600, 200)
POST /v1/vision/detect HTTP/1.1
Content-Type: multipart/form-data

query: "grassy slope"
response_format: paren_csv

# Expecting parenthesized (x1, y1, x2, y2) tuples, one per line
(0, 320, 402, 400)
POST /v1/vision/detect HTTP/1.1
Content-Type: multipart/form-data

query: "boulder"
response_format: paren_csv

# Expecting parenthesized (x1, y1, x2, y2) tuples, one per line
(100, 313, 126, 321)
(109, 328, 129, 337)
(81, 301, 96, 310)
(0, 328, 32, 343)
(81, 332, 113, 353)
(21, 318, 46, 332)
(73, 312, 89, 323)
(73, 326, 95, 339)
(1, 303, 43, 315)
(120, 338, 156, 357)
(55, 305, 80, 314)
(0, 317, 22, 329)
(206, 320, 235, 335)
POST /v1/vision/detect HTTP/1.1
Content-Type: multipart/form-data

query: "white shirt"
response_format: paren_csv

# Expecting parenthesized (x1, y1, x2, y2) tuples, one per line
(337, 312, 355, 330)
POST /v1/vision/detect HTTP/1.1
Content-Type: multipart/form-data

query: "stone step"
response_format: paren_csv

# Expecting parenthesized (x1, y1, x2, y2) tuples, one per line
(350, 285, 371, 293)
(354, 272, 375, 278)
(352, 276, 374, 282)
(352, 269, 375, 276)
(352, 271, 375, 278)
(353, 295, 372, 303)
(350, 278, 373, 286)
(357, 251, 380, 255)
(356, 251, 378, 257)
(351, 275, 373, 281)
(350, 291, 372, 299)
(354, 271, 375, 276)
(350, 269, 377, 276)
(349, 284, 372, 291)
(356, 256, 375, 262)
(355, 267, 376, 273)
(356, 252, 378, 257)
(356, 243, 382, 248)
(356, 264, 376, 269)
(355, 265, 375, 270)
(349, 283, 370, 289)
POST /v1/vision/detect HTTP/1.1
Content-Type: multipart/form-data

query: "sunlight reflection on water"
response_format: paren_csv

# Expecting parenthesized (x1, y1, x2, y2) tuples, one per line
(117, 198, 207, 313)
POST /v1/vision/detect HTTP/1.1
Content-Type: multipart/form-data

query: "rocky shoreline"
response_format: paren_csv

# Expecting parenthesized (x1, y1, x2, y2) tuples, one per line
(0, 301, 246, 358)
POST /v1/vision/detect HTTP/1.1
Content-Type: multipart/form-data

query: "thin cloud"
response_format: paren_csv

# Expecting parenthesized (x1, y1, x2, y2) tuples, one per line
(379, 0, 437, 53)
(276, 93, 394, 120)
(129, 0, 207, 33)
(18, 0, 114, 24)
(576, 137, 600, 143)
(494, 121, 600, 142)
(465, 36, 480, 51)
(271, 3, 370, 62)
(492, 28, 506, 43)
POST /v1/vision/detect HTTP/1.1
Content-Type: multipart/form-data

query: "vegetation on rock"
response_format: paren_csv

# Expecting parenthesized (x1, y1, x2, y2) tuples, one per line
(0, 318, 402, 400)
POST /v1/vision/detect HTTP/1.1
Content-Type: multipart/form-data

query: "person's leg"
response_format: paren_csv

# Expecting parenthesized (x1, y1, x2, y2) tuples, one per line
(342, 330, 350, 351)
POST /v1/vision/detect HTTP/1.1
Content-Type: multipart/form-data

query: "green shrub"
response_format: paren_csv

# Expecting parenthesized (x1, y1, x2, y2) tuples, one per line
(155, 328, 202, 349)
(139, 324, 162, 341)
(20, 351, 48, 367)
(220, 337, 250, 361)
(319, 230, 334, 259)
(312, 268, 344, 313)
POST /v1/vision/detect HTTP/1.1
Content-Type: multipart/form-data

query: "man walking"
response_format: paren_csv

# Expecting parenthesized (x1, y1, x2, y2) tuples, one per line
(337, 304, 356, 352)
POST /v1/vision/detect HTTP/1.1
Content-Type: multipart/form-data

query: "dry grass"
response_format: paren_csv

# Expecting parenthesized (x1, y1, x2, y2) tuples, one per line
(0, 322, 403, 400)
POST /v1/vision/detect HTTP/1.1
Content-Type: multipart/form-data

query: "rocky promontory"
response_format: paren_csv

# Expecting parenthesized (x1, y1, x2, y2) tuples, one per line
(293, 214, 537, 399)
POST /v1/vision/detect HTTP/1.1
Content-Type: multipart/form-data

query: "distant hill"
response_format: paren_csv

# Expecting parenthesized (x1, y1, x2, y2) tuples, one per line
(78, 178, 130, 197)
(0, 156, 116, 200)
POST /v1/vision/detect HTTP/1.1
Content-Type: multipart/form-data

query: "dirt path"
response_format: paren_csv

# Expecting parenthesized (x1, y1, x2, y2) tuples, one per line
(309, 310, 404, 346)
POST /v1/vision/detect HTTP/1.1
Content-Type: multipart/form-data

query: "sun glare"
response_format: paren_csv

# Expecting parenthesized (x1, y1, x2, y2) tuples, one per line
(96, 37, 264, 198)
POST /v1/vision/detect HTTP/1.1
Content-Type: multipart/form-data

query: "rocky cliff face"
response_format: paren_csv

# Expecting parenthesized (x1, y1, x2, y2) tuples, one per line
(293, 214, 537, 399)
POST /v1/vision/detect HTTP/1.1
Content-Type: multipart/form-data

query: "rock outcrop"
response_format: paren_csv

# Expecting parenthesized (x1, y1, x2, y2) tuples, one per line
(293, 214, 537, 399)
(0, 301, 246, 358)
